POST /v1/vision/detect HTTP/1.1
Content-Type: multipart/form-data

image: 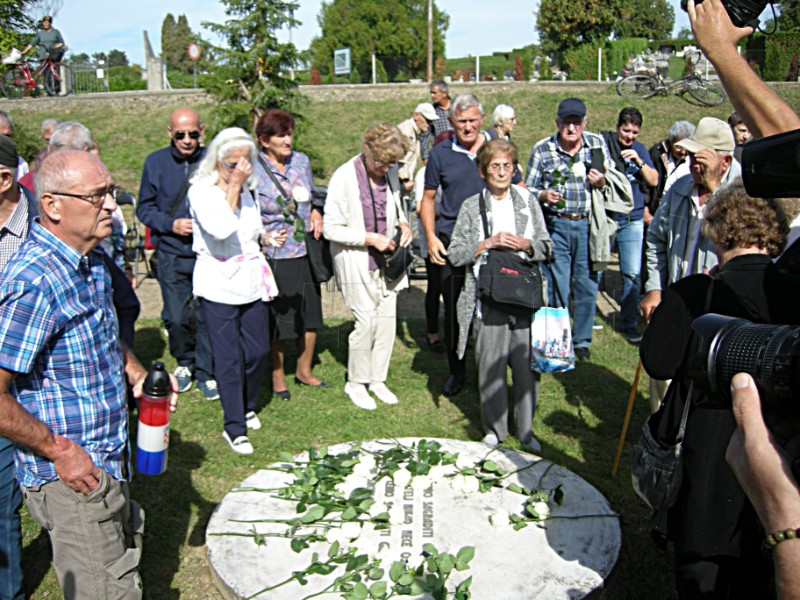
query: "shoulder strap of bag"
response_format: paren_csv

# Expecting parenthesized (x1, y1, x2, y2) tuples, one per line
(257, 153, 299, 219)
(478, 189, 491, 239)
(677, 278, 716, 437)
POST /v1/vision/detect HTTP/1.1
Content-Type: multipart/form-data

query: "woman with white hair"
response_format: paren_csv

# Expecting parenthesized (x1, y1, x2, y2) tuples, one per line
(486, 104, 517, 141)
(188, 127, 278, 455)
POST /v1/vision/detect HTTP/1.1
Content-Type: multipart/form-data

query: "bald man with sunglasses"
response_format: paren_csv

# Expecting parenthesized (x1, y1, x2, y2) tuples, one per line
(137, 108, 218, 400)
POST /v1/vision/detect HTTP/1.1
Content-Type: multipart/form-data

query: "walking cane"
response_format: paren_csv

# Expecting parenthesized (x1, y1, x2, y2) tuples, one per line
(612, 358, 643, 478)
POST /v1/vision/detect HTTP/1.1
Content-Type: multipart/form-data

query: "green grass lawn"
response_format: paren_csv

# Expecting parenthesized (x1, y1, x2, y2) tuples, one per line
(6, 81, 800, 598)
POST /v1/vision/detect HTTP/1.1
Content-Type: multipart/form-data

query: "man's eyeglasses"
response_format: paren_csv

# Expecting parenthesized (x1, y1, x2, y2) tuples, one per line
(487, 162, 514, 173)
(173, 130, 201, 141)
(50, 185, 119, 205)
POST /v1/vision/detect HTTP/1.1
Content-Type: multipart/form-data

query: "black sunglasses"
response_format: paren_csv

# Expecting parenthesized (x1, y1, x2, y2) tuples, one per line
(173, 130, 200, 141)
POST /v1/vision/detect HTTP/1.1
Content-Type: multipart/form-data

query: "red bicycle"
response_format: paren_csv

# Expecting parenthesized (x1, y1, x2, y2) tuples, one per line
(0, 50, 73, 98)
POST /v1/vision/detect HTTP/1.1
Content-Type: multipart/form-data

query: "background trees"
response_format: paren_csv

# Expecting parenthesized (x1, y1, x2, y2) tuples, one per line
(308, 0, 449, 82)
(536, 0, 675, 55)
(161, 14, 197, 74)
(202, 0, 301, 129)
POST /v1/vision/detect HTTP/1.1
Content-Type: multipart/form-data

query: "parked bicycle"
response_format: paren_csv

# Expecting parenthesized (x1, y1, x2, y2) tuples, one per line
(0, 48, 73, 98)
(616, 54, 726, 107)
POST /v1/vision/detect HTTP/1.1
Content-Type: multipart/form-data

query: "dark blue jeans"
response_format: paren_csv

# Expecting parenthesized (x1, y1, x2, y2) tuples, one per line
(0, 436, 23, 600)
(157, 250, 213, 381)
(543, 215, 600, 350)
(614, 218, 644, 331)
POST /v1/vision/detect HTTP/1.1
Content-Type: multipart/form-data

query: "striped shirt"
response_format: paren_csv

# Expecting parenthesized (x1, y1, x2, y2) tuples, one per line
(0, 222, 128, 487)
(525, 132, 612, 216)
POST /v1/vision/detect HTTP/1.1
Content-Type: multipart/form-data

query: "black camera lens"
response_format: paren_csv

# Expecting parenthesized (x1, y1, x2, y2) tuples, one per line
(692, 314, 800, 410)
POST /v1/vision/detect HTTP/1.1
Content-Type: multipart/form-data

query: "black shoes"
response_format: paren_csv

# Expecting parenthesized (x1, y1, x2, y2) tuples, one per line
(427, 338, 446, 354)
(273, 389, 291, 401)
(294, 377, 332, 389)
(625, 329, 643, 345)
(443, 373, 464, 397)
(575, 347, 591, 361)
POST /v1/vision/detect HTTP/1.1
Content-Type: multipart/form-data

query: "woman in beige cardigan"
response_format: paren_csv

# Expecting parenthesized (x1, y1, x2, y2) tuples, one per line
(323, 124, 412, 410)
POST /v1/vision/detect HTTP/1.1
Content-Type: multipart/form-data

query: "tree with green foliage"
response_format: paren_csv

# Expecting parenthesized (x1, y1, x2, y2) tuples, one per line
(309, 0, 449, 82)
(202, 0, 301, 130)
(92, 51, 107, 65)
(676, 26, 693, 39)
(70, 51, 90, 64)
(777, 0, 800, 30)
(107, 49, 129, 67)
(614, 0, 674, 39)
(0, 0, 35, 51)
(536, 0, 675, 55)
(161, 13, 197, 74)
(537, 0, 617, 54)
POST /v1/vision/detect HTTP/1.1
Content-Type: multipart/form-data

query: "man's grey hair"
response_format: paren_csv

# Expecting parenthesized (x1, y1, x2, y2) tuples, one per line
(668, 120, 696, 143)
(49, 121, 93, 151)
(0, 110, 13, 134)
(491, 104, 515, 128)
(449, 94, 484, 119)
(41, 117, 60, 135)
(429, 80, 449, 95)
(34, 150, 101, 214)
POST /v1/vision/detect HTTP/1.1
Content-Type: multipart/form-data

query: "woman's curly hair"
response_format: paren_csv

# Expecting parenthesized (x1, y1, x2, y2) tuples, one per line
(702, 179, 789, 257)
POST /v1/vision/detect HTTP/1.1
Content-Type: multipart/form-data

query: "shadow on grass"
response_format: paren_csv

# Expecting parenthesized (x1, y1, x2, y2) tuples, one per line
(131, 429, 216, 599)
(133, 326, 167, 370)
(21, 528, 50, 595)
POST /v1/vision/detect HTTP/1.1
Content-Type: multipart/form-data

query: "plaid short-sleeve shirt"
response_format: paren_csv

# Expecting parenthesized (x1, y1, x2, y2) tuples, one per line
(0, 223, 128, 488)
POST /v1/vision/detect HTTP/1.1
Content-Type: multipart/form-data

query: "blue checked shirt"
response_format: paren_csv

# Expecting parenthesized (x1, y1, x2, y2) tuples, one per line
(0, 222, 128, 488)
(525, 132, 612, 216)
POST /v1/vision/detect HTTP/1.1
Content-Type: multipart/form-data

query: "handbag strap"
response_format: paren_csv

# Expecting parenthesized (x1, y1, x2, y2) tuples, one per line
(478, 189, 491, 239)
(257, 153, 299, 219)
(361, 154, 400, 234)
(677, 278, 715, 440)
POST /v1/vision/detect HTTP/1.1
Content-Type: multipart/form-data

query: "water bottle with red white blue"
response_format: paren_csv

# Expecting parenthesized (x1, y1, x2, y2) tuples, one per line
(136, 361, 172, 475)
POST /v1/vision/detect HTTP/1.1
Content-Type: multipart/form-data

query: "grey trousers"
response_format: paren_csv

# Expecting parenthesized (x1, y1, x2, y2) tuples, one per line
(23, 470, 144, 600)
(474, 304, 541, 443)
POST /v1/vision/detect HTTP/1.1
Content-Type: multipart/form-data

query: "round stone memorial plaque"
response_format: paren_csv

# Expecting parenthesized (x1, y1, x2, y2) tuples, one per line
(206, 438, 620, 599)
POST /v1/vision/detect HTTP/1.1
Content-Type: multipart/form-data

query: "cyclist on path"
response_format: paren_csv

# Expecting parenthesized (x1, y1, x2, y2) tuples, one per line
(21, 16, 65, 62)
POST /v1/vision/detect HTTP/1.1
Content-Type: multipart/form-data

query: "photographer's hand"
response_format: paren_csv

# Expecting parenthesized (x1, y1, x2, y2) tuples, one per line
(688, 0, 800, 139)
(727, 373, 800, 599)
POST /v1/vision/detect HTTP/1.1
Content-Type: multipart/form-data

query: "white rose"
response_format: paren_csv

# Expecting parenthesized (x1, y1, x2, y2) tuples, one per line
(489, 509, 511, 529)
(326, 527, 345, 545)
(411, 475, 432, 491)
(571, 161, 586, 179)
(292, 186, 310, 203)
(352, 461, 374, 479)
(406, 552, 425, 571)
(341, 521, 362, 541)
(452, 474, 480, 495)
(389, 504, 406, 525)
(369, 502, 389, 518)
(392, 468, 412, 489)
(532, 501, 550, 519)
(359, 454, 377, 471)
(455, 454, 476, 471)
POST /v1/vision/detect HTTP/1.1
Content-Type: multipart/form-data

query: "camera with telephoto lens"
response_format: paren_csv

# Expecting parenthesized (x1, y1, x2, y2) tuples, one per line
(680, 0, 770, 29)
(690, 313, 800, 480)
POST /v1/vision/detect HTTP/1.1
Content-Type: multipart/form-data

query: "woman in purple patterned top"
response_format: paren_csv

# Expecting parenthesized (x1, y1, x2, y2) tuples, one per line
(255, 109, 328, 401)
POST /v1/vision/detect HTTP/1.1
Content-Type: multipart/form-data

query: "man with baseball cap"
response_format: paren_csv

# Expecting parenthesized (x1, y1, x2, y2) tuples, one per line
(525, 97, 614, 361)
(397, 103, 436, 189)
(640, 116, 741, 410)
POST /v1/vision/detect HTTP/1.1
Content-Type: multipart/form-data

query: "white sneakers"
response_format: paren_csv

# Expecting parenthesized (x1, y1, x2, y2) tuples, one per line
(245, 411, 261, 430)
(345, 382, 377, 410)
(345, 381, 400, 410)
(369, 381, 398, 405)
(481, 433, 499, 447)
(222, 431, 253, 455)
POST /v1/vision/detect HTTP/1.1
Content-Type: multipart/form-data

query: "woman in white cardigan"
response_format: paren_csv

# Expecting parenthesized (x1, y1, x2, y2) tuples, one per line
(323, 123, 411, 410)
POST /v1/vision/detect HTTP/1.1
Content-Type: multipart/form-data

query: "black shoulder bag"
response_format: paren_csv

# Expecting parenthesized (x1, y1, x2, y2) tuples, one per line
(258, 154, 333, 283)
(364, 157, 413, 284)
(631, 280, 714, 512)
(476, 190, 544, 315)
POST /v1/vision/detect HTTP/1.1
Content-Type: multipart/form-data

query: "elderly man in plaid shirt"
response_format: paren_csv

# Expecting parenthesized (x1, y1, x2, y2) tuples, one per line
(525, 98, 612, 361)
(0, 150, 178, 599)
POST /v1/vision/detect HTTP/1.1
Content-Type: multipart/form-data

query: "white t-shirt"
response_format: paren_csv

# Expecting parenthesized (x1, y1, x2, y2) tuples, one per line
(490, 191, 516, 235)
